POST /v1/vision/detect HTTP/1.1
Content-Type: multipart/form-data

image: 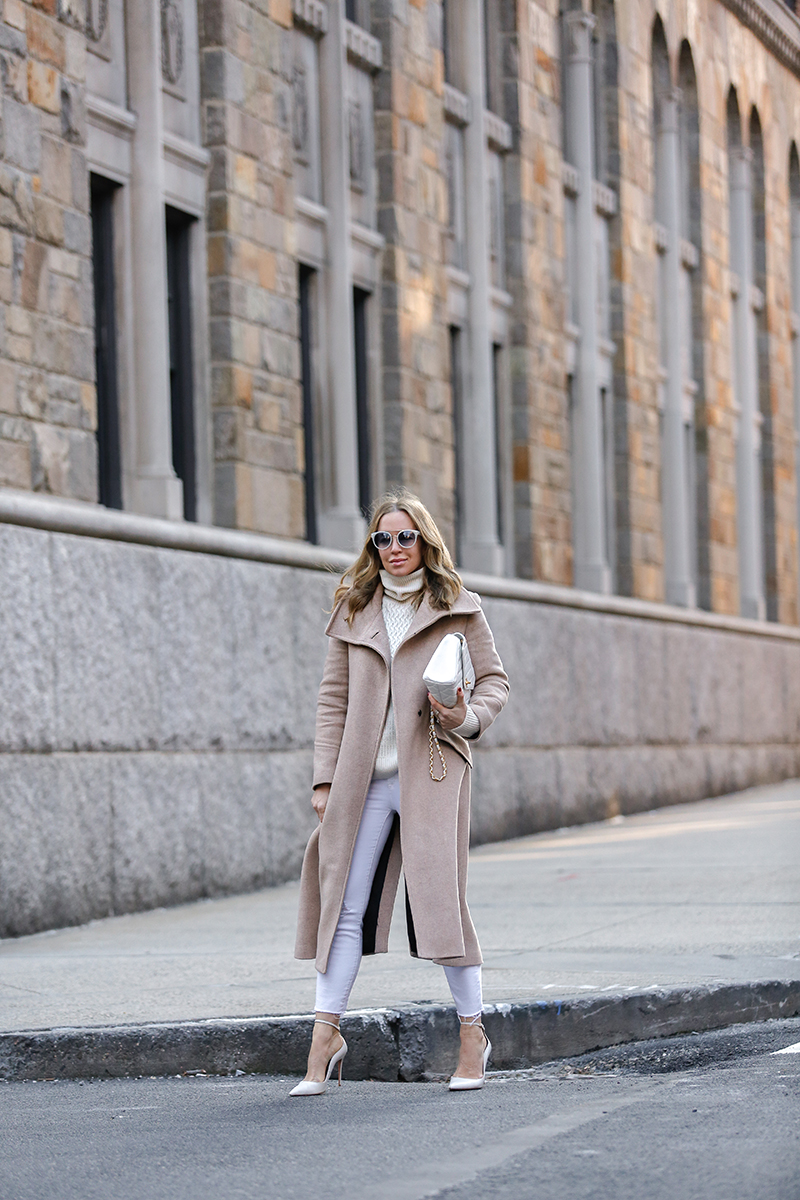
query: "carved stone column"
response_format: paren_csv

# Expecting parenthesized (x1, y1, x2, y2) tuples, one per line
(458, 0, 504, 576)
(317, 0, 364, 551)
(126, 0, 183, 518)
(657, 88, 696, 608)
(729, 146, 765, 621)
(564, 11, 611, 594)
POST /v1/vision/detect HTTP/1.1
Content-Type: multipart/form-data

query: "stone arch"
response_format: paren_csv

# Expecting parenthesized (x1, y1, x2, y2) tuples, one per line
(727, 86, 742, 152)
(790, 141, 800, 203)
(651, 15, 672, 120)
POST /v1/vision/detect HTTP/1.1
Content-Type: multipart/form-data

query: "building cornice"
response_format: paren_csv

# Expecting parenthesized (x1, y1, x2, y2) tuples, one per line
(720, 0, 800, 77)
(1, 490, 799, 641)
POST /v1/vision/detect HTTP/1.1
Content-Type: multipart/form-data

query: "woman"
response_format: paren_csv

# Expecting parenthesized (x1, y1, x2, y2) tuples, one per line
(291, 490, 509, 1095)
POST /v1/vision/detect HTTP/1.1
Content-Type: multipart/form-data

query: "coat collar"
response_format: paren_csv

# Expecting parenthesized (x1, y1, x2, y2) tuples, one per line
(326, 584, 481, 658)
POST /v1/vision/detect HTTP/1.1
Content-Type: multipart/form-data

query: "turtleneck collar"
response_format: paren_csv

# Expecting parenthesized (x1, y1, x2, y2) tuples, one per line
(379, 566, 425, 602)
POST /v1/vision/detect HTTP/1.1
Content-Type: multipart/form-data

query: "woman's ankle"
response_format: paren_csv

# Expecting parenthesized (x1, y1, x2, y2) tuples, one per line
(314, 1011, 341, 1031)
(458, 1012, 483, 1030)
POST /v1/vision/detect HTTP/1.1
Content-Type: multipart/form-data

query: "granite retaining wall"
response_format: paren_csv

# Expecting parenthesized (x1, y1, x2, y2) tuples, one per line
(1, 502, 799, 937)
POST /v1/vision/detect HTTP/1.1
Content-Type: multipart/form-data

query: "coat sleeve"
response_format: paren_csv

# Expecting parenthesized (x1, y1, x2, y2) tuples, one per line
(463, 603, 509, 739)
(312, 636, 349, 789)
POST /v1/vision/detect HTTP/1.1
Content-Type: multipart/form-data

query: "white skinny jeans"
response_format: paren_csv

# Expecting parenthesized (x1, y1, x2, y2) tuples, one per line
(315, 773, 482, 1018)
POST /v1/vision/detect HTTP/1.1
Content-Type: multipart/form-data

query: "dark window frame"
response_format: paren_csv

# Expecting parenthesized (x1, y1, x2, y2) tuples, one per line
(449, 324, 465, 563)
(165, 206, 197, 522)
(90, 174, 123, 510)
(299, 264, 319, 544)
(353, 286, 372, 519)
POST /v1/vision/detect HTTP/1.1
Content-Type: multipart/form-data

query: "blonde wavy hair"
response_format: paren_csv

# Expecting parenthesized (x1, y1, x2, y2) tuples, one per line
(334, 489, 463, 623)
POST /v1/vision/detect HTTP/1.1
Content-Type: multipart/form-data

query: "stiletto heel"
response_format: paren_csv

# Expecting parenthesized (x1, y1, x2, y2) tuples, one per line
(449, 1018, 491, 1092)
(289, 1019, 348, 1097)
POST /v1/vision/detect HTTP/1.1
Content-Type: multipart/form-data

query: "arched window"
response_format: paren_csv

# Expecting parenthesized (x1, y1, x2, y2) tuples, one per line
(561, 0, 619, 594)
(651, 20, 697, 607)
(727, 88, 767, 619)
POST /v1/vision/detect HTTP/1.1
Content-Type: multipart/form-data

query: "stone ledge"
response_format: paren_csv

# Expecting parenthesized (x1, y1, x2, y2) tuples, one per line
(292, 0, 327, 35)
(1, 489, 799, 642)
(345, 20, 382, 72)
(1, 980, 797, 1083)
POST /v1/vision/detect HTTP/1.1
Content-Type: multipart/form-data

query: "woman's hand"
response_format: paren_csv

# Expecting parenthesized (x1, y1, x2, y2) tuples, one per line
(428, 688, 468, 733)
(312, 784, 330, 823)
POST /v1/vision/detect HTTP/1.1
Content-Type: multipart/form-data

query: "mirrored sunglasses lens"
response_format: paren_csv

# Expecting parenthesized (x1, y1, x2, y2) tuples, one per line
(372, 532, 392, 549)
(397, 531, 418, 548)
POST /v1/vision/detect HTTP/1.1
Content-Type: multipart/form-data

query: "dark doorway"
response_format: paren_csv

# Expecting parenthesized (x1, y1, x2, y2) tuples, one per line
(165, 206, 197, 521)
(492, 341, 504, 548)
(353, 286, 371, 518)
(299, 264, 318, 544)
(90, 174, 122, 509)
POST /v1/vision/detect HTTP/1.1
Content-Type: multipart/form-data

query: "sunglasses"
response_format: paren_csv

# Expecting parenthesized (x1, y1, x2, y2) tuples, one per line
(370, 529, 421, 551)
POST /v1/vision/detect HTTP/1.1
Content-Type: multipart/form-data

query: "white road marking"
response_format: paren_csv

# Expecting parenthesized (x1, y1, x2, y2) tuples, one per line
(375, 1094, 645, 1200)
(772, 1042, 800, 1055)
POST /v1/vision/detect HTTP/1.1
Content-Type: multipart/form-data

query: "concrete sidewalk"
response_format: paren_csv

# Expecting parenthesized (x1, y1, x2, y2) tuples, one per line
(1, 781, 798, 1080)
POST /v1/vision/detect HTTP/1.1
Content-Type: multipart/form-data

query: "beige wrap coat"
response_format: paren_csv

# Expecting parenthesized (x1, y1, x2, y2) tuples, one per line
(295, 584, 509, 972)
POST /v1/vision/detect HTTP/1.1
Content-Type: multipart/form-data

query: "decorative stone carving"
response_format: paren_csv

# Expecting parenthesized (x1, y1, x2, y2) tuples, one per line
(161, 0, 184, 87)
(84, 0, 108, 41)
(564, 9, 595, 64)
(58, 0, 87, 31)
(293, 60, 310, 163)
(348, 97, 364, 191)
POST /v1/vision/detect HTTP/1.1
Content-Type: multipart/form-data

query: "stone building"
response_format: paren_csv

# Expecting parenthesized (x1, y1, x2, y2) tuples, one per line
(3, 0, 800, 935)
(2, 0, 800, 618)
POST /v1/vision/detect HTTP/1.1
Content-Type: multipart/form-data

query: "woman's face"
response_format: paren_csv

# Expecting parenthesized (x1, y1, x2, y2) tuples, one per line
(375, 510, 424, 576)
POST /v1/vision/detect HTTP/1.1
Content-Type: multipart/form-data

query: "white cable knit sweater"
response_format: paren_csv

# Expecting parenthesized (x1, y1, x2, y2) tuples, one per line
(373, 568, 480, 779)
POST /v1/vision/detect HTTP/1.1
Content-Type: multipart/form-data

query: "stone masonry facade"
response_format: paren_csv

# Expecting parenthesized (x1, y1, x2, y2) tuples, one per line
(0, 0, 799, 623)
(0, 0, 96, 501)
(202, 0, 307, 538)
(373, 0, 457, 549)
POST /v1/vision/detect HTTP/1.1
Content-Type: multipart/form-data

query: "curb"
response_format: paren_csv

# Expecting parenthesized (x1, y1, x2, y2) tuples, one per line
(1, 980, 798, 1083)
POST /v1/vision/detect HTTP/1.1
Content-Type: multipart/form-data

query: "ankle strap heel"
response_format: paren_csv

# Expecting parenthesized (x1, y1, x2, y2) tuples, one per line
(289, 1019, 348, 1097)
(450, 1016, 491, 1092)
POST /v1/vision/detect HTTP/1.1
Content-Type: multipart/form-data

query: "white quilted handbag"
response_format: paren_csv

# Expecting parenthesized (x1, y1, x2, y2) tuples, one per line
(423, 633, 475, 709)
(422, 633, 475, 781)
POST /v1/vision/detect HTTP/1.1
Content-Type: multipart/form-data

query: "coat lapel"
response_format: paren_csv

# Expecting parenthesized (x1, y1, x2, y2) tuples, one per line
(326, 587, 391, 665)
(399, 587, 481, 647)
(325, 581, 481, 663)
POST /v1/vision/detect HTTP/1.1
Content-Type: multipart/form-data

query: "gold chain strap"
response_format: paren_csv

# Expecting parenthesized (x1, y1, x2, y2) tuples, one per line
(429, 709, 447, 781)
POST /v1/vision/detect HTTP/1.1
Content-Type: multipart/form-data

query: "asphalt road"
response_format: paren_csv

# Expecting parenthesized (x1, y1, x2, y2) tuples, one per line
(2, 1019, 798, 1200)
